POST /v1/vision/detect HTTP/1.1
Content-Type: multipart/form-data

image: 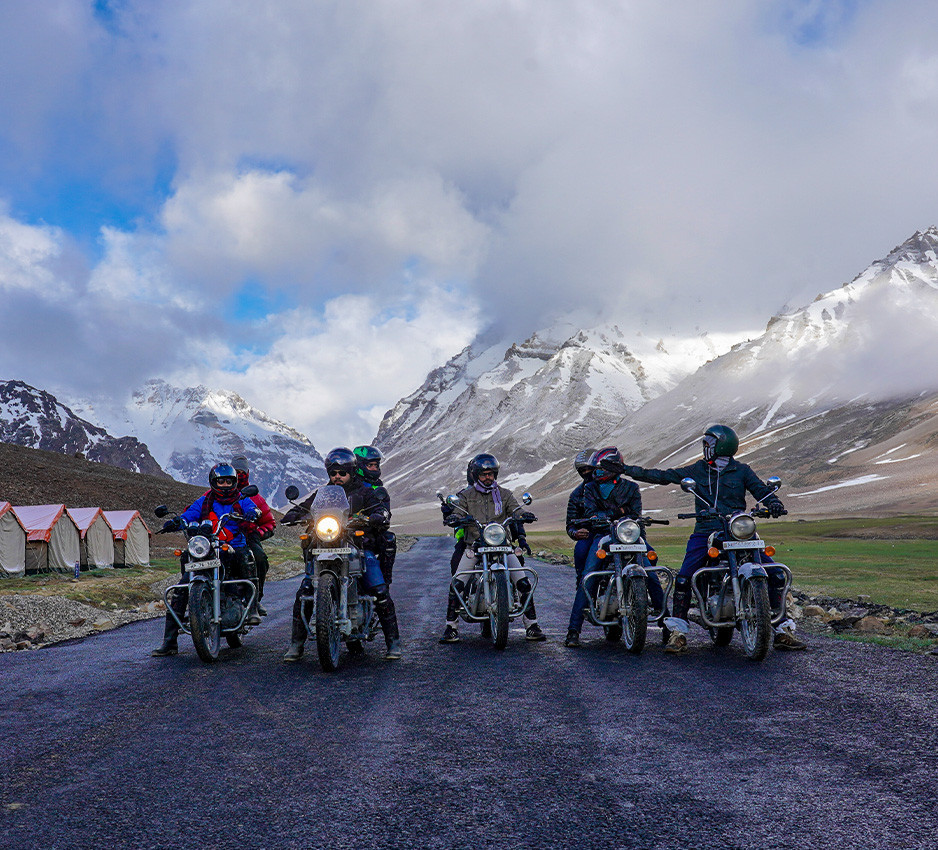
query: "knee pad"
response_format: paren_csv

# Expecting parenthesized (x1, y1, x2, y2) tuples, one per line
(515, 577, 532, 595)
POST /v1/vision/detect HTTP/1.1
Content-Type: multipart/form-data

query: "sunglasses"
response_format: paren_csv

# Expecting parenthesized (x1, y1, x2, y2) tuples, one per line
(328, 469, 351, 477)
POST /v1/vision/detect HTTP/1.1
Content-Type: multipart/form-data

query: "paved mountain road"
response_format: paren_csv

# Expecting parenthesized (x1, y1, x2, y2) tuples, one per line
(2, 537, 937, 849)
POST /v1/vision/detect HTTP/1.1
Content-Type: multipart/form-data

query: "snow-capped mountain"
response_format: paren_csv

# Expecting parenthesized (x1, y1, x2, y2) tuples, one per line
(71, 380, 326, 508)
(376, 321, 745, 502)
(0, 380, 166, 476)
(552, 227, 938, 518)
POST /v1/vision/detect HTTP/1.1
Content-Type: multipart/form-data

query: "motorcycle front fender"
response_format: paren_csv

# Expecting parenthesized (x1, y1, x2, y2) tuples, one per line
(737, 563, 768, 582)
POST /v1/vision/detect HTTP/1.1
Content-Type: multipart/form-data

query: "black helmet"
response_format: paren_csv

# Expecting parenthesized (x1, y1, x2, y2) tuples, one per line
(209, 463, 239, 502)
(574, 447, 597, 480)
(702, 424, 739, 462)
(353, 445, 383, 483)
(468, 453, 499, 483)
(324, 447, 356, 478)
(466, 460, 474, 486)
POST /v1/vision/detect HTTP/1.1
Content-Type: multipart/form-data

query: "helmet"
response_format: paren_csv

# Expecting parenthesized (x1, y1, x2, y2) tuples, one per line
(466, 460, 474, 486)
(231, 455, 250, 488)
(209, 463, 239, 502)
(353, 445, 383, 483)
(574, 447, 598, 480)
(324, 447, 356, 478)
(468, 453, 499, 483)
(702, 424, 739, 462)
(590, 447, 622, 481)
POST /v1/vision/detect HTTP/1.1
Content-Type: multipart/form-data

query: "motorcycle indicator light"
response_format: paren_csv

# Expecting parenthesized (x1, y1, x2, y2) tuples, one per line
(764, 546, 776, 557)
(596, 549, 608, 560)
(299, 534, 309, 541)
(354, 530, 364, 537)
(481, 523, 508, 546)
(614, 519, 641, 544)
(708, 546, 720, 559)
(315, 516, 341, 542)
(647, 550, 658, 563)
(187, 535, 212, 559)
(173, 549, 182, 557)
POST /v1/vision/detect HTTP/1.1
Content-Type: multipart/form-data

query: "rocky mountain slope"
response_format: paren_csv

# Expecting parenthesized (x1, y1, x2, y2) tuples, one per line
(0, 380, 166, 477)
(376, 322, 743, 501)
(70, 380, 326, 508)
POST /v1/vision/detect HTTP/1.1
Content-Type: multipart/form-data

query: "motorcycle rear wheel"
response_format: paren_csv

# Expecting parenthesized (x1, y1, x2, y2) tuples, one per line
(622, 576, 648, 654)
(739, 577, 772, 661)
(316, 572, 342, 672)
(189, 582, 221, 663)
(490, 572, 510, 650)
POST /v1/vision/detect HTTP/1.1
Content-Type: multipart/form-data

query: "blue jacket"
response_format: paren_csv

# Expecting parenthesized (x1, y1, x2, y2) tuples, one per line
(620, 458, 781, 533)
(180, 495, 258, 548)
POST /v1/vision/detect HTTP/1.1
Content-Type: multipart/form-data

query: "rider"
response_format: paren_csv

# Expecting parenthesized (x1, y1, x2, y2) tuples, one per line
(562, 447, 596, 646)
(231, 456, 276, 616)
(439, 453, 545, 643)
(281, 447, 402, 661)
(607, 424, 805, 654)
(151, 463, 261, 657)
(564, 447, 664, 647)
(353, 445, 397, 584)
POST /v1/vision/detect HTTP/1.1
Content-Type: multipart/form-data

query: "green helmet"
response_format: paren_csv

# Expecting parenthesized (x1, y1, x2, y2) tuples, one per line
(702, 424, 739, 461)
(353, 445, 383, 483)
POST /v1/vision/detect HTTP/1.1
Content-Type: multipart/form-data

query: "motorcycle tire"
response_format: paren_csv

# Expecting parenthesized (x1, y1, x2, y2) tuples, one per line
(491, 571, 510, 650)
(189, 582, 221, 663)
(622, 575, 648, 654)
(604, 623, 623, 642)
(225, 633, 243, 649)
(708, 626, 733, 647)
(316, 572, 342, 672)
(739, 576, 772, 661)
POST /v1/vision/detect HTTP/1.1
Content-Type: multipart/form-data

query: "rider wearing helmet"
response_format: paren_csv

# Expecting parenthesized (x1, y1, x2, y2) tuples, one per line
(563, 447, 664, 647)
(282, 447, 401, 661)
(608, 424, 803, 654)
(353, 446, 398, 584)
(231, 456, 276, 616)
(439, 453, 544, 643)
(151, 463, 263, 657)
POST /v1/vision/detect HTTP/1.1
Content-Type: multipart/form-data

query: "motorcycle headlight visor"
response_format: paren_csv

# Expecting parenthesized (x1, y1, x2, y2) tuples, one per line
(730, 514, 756, 540)
(481, 523, 508, 546)
(614, 519, 641, 544)
(187, 535, 212, 559)
(315, 515, 342, 543)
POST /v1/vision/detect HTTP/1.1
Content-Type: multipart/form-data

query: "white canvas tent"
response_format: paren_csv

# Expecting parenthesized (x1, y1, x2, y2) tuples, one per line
(103, 510, 151, 567)
(67, 508, 115, 569)
(13, 505, 81, 573)
(0, 501, 27, 577)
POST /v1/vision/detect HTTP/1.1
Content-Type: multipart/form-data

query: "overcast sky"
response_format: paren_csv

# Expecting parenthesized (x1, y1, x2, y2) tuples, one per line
(2, 0, 938, 450)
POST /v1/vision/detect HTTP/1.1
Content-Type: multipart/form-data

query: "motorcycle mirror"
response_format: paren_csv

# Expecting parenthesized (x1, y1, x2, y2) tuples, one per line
(445, 495, 460, 507)
(680, 477, 697, 493)
(436, 490, 445, 502)
(766, 476, 782, 490)
(154, 505, 169, 518)
(284, 485, 299, 501)
(241, 484, 259, 498)
(521, 492, 533, 505)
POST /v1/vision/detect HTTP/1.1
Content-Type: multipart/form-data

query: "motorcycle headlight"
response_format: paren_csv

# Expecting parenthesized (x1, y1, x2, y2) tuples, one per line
(315, 516, 342, 543)
(730, 514, 756, 540)
(482, 523, 507, 546)
(614, 519, 641, 544)
(187, 535, 212, 559)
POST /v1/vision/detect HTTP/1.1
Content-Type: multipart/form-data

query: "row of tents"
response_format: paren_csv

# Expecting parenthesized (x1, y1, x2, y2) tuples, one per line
(0, 502, 152, 577)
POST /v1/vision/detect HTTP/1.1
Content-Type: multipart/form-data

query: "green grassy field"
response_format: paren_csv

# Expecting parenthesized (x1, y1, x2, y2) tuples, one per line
(527, 516, 938, 613)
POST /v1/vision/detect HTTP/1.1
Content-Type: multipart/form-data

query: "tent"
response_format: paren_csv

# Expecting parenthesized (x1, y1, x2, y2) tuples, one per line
(103, 510, 151, 567)
(13, 505, 81, 574)
(0, 501, 27, 577)
(67, 508, 115, 570)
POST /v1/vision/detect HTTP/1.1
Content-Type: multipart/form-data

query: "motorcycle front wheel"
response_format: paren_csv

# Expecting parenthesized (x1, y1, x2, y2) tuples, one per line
(316, 572, 342, 672)
(739, 577, 772, 661)
(621, 575, 648, 654)
(490, 571, 510, 650)
(189, 582, 221, 663)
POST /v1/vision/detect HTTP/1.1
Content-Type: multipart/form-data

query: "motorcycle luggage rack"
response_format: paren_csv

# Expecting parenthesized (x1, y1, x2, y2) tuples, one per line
(449, 567, 539, 622)
(690, 564, 793, 629)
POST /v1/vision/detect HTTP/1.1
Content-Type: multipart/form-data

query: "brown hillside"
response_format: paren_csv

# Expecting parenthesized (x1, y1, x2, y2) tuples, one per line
(0, 441, 206, 514)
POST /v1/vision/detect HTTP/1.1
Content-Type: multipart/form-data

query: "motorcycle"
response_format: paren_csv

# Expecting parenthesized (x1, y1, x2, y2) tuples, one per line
(437, 490, 538, 650)
(676, 476, 792, 661)
(283, 484, 381, 672)
(155, 485, 260, 663)
(576, 514, 674, 653)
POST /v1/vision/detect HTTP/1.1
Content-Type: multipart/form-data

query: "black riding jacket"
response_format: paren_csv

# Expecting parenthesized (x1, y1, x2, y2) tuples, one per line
(283, 479, 390, 551)
(582, 477, 643, 523)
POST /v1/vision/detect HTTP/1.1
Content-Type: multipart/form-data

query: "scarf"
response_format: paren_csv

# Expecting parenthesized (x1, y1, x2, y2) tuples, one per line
(474, 481, 503, 515)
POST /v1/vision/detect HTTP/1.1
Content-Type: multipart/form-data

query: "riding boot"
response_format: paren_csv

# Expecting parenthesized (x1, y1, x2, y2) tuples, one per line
(151, 613, 180, 656)
(375, 593, 401, 659)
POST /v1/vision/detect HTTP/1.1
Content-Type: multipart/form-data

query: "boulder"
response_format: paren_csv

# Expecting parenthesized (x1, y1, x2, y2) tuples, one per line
(68, 618, 87, 627)
(0, 637, 15, 651)
(804, 605, 829, 620)
(908, 624, 931, 638)
(91, 617, 116, 631)
(856, 616, 888, 634)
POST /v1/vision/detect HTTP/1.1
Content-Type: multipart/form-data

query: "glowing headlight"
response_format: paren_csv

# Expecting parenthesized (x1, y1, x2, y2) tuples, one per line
(482, 523, 508, 546)
(614, 519, 641, 544)
(187, 535, 212, 559)
(315, 516, 342, 542)
(730, 514, 757, 540)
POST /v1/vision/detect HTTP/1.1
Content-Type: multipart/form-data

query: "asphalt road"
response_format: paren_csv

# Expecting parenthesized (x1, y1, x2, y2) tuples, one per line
(2, 537, 937, 849)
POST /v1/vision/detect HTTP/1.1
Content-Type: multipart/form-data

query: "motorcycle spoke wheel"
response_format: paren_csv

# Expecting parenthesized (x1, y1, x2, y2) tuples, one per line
(621, 576, 648, 654)
(491, 573, 509, 650)
(316, 573, 342, 672)
(189, 583, 221, 663)
(739, 577, 772, 661)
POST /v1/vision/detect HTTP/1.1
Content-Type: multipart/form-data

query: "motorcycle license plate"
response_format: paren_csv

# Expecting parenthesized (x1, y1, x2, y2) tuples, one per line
(188, 558, 221, 572)
(722, 540, 766, 550)
(314, 548, 352, 557)
(608, 544, 647, 553)
(477, 546, 513, 553)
